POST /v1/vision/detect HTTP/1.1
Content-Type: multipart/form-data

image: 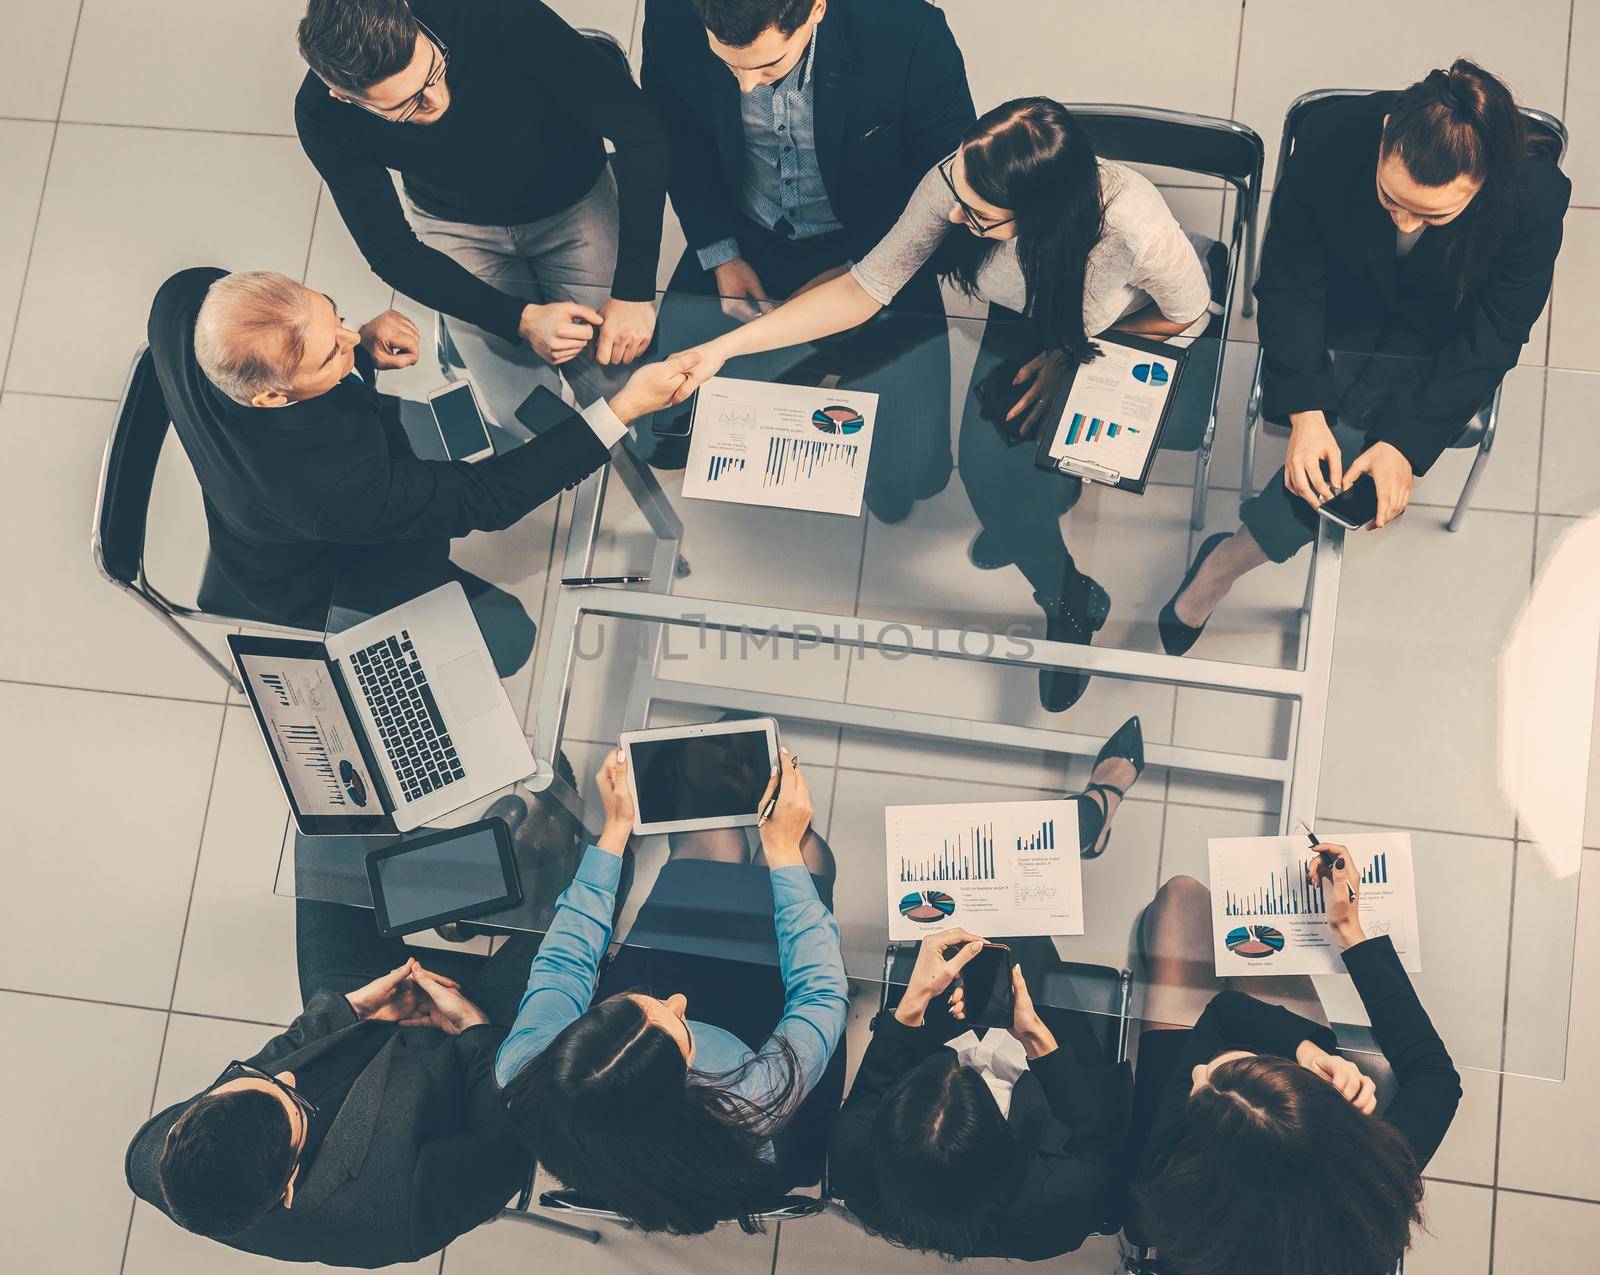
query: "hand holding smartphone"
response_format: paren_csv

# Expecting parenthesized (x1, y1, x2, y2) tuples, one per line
(1317, 473, 1379, 529)
(944, 941, 1015, 1029)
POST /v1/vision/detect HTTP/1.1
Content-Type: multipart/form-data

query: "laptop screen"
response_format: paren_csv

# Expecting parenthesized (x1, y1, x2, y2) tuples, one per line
(238, 652, 383, 818)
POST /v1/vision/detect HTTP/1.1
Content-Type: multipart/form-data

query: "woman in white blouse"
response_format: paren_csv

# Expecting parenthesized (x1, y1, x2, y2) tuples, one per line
(675, 98, 1214, 711)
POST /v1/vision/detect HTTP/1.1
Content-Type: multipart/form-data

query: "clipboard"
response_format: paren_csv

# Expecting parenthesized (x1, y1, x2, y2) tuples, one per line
(1033, 332, 1189, 493)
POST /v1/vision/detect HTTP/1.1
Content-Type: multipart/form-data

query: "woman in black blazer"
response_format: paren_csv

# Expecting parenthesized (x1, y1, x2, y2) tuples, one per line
(1128, 860, 1462, 1275)
(827, 931, 1125, 1260)
(1159, 59, 1570, 655)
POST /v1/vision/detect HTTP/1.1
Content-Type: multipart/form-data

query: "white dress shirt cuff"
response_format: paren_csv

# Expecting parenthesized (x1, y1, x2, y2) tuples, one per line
(579, 396, 629, 449)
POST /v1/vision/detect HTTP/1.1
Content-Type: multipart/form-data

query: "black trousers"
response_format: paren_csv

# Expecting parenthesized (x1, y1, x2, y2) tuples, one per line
(295, 897, 538, 1028)
(639, 217, 954, 517)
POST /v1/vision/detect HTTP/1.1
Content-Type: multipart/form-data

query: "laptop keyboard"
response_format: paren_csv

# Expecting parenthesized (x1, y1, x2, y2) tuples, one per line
(350, 630, 465, 804)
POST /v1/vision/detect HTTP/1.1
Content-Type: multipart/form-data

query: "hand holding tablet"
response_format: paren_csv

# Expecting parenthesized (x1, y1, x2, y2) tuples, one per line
(620, 718, 781, 835)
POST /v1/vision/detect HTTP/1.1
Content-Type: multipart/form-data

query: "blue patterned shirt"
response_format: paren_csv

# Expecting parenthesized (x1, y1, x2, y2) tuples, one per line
(697, 31, 844, 270)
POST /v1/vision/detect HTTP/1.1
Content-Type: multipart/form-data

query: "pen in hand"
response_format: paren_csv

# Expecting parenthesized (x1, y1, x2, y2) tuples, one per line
(1302, 821, 1355, 902)
(756, 754, 798, 827)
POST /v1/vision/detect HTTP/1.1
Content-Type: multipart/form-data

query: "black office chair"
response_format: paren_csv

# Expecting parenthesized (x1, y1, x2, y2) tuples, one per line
(91, 345, 320, 695)
(434, 28, 634, 379)
(1067, 105, 1265, 531)
(1238, 90, 1569, 531)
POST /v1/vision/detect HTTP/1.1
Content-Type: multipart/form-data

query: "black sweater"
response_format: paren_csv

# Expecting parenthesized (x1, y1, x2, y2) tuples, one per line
(295, 0, 668, 342)
(149, 267, 610, 626)
(1136, 936, 1463, 1179)
(829, 1011, 1124, 1260)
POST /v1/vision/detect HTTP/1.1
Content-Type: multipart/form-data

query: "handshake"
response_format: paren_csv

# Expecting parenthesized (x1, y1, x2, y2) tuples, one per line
(344, 957, 490, 1034)
(605, 343, 727, 426)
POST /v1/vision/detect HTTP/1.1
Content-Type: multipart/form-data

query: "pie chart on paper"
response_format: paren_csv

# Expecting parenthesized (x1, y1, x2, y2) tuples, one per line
(1131, 362, 1169, 385)
(1224, 924, 1285, 959)
(812, 404, 865, 435)
(898, 889, 956, 923)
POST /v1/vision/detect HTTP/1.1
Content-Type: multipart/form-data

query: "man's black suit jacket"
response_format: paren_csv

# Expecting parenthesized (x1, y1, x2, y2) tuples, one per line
(149, 268, 610, 627)
(641, 0, 975, 263)
(1254, 92, 1570, 474)
(125, 991, 529, 1268)
(827, 1012, 1126, 1261)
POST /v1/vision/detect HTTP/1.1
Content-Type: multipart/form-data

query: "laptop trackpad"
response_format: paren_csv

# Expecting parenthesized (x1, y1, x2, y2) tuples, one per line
(436, 651, 498, 724)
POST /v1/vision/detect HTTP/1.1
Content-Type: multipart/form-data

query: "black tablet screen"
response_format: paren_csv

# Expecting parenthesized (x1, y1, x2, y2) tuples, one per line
(632, 729, 772, 825)
(373, 828, 511, 932)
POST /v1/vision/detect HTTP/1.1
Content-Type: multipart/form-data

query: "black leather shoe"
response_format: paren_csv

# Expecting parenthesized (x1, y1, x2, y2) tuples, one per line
(1076, 716, 1145, 859)
(1158, 532, 1230, 656)
(1039, 573, 1111, 712)
(967, 529, 1015, 570)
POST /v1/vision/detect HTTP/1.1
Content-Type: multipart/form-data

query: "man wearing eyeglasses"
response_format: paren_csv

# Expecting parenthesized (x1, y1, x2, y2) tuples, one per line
(125, 907, 539, 1265)
(639, 0, 975, 522)
(293, 0, 669, 428)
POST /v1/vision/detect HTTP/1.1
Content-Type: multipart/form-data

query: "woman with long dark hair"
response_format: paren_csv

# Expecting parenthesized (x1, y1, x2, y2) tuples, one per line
(1127, 860, 1462, 1274)
(495, 746, 849, 1233)
(1159, 58, 1570, 656)
(673, 97, 1215, 712)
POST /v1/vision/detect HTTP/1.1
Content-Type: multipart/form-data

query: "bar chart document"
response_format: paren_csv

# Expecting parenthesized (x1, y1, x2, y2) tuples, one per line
(683, 376, 878, 516)
(1206, 833, 1421, 976)
(885, 800, 1084, 941)
(238, 654, 379, 816)
(1044, 340, 1178, 481)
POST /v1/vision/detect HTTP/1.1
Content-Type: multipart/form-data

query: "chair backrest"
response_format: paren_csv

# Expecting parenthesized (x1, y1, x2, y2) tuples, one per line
(1069, 104, 1266, 197)
(579, 28, 631, 79)
(92, 344, 171, 590)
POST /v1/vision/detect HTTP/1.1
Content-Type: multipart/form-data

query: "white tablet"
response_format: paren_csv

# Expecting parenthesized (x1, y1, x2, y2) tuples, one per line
(622, 717, 781, 836)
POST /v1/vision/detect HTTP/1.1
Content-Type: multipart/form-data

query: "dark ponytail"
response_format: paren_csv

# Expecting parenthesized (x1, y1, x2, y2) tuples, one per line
(1380, 58, 1535, 302)
(936, 98, 1105, 362)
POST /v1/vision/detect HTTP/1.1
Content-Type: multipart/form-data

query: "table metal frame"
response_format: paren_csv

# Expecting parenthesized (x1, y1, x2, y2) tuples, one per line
(527, 449, 1344, 838)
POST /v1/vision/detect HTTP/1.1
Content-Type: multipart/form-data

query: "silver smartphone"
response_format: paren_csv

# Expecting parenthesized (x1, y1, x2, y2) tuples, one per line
(427, 377, 495, 463)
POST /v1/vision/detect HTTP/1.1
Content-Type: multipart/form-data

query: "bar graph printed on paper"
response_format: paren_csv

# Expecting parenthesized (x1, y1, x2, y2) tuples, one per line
(1064, 413, 1140, 445)
(705, 453, 746, 483)
(1223, 852, 1390, 918)
(764, 434, 858, 487)
(898, 822, 997, 884)
(273, 721, 346, 807)
(1016, 819, 1056, 852)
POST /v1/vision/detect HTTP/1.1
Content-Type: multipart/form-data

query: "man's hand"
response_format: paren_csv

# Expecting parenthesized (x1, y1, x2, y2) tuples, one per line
(666, 343, 727, 404)
(358, 310, 421, 370)
(894, 929, 986, 1028)
(755, 748, 812, 868)
(607, 350, 703, 425)
(1284, 410, 1342, 506)
(595, 298, 657, 367)
(1342, 441, 1413, 528)
(594, 747, 635, 857)
(787, 263, 850, 300)
(1007, 963, 1059, 1060)
(1008, 350, 1070, 436)
(1295, 1039, 1378, 1115)
(345, 958, 434, 1026)
(519, 301, 605, 365)
(712, 257, 772, 323)
(409, 966, 491, 1035)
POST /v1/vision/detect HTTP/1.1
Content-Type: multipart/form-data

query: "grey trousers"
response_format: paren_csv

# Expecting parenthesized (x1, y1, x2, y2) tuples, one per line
(408, 165, 635, 427)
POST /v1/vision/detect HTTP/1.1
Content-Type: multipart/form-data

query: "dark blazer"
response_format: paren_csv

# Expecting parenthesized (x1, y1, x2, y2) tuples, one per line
(1254, 91, 1569, 473)
(148, 268, 609, 627)
(126, 991, 529, 1268)
(1134, 936, 1462, 1183)
(640, 0, 975, 262)
(828, 1012, 1125, 1261)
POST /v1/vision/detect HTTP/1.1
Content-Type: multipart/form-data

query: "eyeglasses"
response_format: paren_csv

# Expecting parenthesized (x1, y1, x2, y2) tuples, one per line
(208, 1061, 318, 1189)
(939, 152, 1014, 236)
(345, 19, 448, 124)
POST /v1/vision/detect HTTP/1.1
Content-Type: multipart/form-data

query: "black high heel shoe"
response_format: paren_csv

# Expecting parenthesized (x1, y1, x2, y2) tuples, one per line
(1158, 532, 1231, 656)
(1076, 716, 1144, 859)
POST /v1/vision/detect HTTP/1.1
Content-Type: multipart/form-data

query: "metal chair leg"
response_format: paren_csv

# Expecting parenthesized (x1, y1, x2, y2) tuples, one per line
(1240, 209, 1259, 318)
(1190, 436, 1213, 531)
(496, 1207, 603, 1244)
(127, 586, 243, 693)
(1240, 356, 1264, 501)
(1447, 392, 1499, 533)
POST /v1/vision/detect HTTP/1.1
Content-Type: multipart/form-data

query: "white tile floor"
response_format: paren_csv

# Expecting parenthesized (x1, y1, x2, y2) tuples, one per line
(0, 2, 1596, 1272)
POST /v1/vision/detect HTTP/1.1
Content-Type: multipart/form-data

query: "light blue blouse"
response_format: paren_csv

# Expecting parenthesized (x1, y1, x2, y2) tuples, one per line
(495, 846, 850, 1146)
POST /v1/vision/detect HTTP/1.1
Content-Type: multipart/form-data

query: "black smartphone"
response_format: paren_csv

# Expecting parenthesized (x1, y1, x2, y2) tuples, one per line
(974, 359, 1031, 448)
(950, 941, 1013, 1029)
(1317, 473, 1379, 529)
(652, 391, 697, 438)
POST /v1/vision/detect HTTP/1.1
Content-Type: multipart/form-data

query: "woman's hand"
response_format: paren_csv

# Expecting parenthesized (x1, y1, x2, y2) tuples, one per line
(755, 748, 812, 868)
(1008, 350, 1069, 436)
(1295, 1039, 1378, 1115)
(1342, 441, 1413, 528)
(594, 748, 635, 857)
(1284, 410, 1342, 506)
(666, 342, 728, 405)
(1007, 962, 1060, 1059)
(1320, 845, 1367, 949)
(894, 929, 987, 1027)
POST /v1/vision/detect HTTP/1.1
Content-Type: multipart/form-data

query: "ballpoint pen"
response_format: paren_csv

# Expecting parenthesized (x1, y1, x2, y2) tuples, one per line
(757, 755, 798, 827)
(1301, 820, 1355, 902)
(561, 575, 650, 586)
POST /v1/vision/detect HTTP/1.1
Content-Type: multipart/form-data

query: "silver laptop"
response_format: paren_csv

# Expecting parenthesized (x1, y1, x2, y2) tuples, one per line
(228, 581, 535, 834)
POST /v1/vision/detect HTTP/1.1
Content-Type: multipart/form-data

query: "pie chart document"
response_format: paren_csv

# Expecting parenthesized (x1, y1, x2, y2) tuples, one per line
(884, 800, 1084, 942)
(1206, 832, 1422, 976)
(683, 376, 879, 516)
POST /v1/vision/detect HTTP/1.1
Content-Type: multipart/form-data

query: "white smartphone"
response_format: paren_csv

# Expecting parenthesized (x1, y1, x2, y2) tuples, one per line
(427, 378, 496, 463)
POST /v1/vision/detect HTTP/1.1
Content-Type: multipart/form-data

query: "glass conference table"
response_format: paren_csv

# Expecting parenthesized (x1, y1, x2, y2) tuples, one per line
(277, 290, 1596, 1083)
